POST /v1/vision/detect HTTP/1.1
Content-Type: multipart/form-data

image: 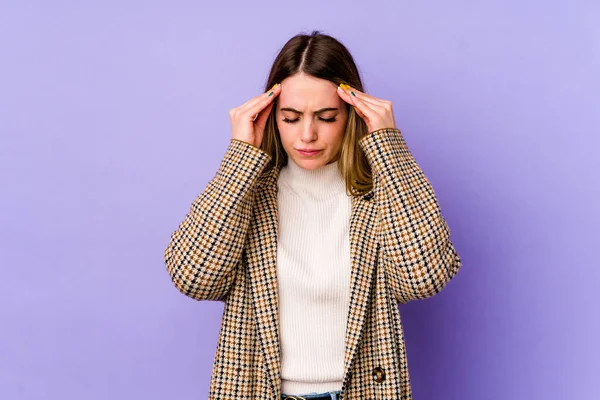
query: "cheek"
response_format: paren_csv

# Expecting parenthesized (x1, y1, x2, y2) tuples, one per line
(328, 121, 346, 143)
(276, 123, 296, 148)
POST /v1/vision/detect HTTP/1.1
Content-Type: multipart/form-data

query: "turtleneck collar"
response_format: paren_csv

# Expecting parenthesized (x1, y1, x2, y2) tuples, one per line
(278, 156, 347, 198)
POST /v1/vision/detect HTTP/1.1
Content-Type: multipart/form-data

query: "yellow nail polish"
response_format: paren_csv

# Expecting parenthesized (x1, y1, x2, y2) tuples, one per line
(340, 83, 351, 90)
(270, 83, 279, 90)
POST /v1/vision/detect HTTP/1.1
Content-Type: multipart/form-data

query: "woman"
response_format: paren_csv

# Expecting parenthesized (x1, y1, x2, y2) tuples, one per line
(164, 31, 462, 400)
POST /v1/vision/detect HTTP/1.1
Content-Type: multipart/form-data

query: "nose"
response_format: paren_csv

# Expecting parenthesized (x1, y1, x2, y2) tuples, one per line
(300, 121, 317, 142)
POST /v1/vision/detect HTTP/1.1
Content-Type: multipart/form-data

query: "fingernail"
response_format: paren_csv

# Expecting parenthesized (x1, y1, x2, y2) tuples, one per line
(267, 83, 279, 96)
(340, 83, 355, 96)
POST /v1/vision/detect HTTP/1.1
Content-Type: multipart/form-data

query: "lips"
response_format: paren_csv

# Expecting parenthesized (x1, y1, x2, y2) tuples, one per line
(297, 149, 321, 156)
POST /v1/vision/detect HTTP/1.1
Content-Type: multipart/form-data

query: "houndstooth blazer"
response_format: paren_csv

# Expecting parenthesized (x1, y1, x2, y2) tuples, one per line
(164, 127, 462, 399)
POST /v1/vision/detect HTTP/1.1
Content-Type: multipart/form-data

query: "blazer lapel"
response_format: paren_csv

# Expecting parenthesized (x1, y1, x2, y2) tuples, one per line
(341, 191, 379, 393)
(247, 163, 379, 396)
(246, 164, 282, 394)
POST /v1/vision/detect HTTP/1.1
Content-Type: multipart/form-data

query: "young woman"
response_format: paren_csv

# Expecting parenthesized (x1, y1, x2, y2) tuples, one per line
(164, 31, 462, 400)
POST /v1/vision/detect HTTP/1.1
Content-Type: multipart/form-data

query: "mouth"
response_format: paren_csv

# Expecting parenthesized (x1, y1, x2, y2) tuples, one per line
(296, 149, 322, 156)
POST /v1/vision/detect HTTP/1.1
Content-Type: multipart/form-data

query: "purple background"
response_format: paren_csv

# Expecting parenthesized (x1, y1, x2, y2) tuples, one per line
(1, 1, 599, 399)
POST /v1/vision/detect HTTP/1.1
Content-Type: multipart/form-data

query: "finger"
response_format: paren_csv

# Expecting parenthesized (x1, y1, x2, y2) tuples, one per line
(350, 95, 374, 121)
(337, 85, 354, 105)
(338, 86, 376, 121)
(353, 95, 387, 114)
(236, 91, 268, 113)
(340, 86, 395, 129)
(241, 84, 281, 116)
(355, 94, 387, 110)
(341, 86, 377, 102)
(336, 85, 376, 109)
(254, 99, 275, 129)
(343, 86, 393, 111)
(337, 85, 382, 110)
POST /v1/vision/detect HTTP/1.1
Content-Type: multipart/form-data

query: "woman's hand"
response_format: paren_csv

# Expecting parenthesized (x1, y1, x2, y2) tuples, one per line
(229, 83, 281, 148)
(337, 84, 397, 133)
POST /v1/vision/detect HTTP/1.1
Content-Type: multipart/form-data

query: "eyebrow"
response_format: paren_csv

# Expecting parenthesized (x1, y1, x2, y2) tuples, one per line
(280, 107, 339, 114)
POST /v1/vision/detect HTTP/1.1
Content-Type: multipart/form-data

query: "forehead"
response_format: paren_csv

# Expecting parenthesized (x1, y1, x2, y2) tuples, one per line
(278, 73, 341, 110)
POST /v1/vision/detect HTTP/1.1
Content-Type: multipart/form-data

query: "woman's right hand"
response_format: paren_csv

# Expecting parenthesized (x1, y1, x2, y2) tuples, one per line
(229, 83, 281, 148)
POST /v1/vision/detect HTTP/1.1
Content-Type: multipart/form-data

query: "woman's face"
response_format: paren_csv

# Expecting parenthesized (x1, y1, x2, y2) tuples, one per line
(275, 72, 348, 170)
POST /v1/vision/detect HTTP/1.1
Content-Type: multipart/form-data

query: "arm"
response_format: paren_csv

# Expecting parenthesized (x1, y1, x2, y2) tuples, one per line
(359, 128, 462, 304)
(164, 138, 272, 302)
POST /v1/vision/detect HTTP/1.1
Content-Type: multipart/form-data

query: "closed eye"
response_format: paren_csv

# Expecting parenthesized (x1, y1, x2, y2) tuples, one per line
(283, 117, 337, 124)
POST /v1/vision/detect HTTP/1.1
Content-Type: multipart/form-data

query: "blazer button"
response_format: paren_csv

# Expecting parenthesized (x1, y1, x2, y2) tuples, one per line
(372, 367, 386, 383)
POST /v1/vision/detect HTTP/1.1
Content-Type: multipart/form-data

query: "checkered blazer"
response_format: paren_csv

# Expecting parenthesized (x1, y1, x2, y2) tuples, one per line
(164, 127, 462, 399)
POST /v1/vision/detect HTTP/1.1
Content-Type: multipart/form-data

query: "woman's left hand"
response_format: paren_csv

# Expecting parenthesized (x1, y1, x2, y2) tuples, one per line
(337, 84, 397, 133)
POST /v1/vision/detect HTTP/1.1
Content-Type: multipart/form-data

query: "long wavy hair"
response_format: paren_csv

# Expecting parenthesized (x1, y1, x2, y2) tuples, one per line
(260, 30, 373, 197)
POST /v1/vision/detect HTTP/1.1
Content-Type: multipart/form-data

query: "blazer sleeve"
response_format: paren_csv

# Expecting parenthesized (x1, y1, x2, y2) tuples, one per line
(358, 128, 462, 304)
(164, 138, 272, 302)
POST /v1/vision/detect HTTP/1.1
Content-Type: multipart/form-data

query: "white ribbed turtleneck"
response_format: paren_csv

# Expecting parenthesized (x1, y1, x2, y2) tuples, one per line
(276, 156, 353, 395)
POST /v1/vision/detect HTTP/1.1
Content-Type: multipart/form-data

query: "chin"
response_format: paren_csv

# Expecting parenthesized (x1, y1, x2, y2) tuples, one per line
(292, 156, 324, 170)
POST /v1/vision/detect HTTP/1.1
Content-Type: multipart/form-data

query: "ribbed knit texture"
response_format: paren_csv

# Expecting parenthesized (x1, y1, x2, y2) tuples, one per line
(277, 156, 353, 395)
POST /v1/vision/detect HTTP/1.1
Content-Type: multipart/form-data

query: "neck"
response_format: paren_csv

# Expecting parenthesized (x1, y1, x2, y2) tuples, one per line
(279, 156, 346, 197)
